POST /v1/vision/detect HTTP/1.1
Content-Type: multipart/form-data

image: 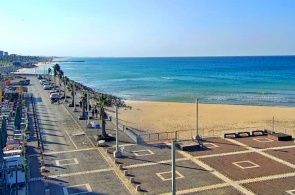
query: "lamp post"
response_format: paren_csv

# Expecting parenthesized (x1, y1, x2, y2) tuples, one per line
(113, 101, 122, 158)
(172, 140, 176, 195)
(195, 98, 199, 139)
(272, 116, 275, 132)
(64, 80, 68, 103)
(73, 83, 77, 112)
(87, 92, 89, 123)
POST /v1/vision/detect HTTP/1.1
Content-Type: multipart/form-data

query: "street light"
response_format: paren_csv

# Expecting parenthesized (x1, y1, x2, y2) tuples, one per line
(172, 140, 176, 195)
(87, 91, 89, 123)
(73, 83, 77, 112)
(196, 98, 199, 139)
(113, 99, 122, 158)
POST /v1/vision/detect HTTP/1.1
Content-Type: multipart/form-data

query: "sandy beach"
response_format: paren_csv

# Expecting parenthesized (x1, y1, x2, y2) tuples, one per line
(110, 100, 295, 137)
(16, 62, 49, 73)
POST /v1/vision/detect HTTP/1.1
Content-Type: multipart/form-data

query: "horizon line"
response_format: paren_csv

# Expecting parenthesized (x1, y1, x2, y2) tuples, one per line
(51, 54, 295, 58)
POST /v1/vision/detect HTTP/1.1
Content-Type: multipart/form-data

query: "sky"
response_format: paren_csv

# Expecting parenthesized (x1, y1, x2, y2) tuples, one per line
(1, 0, 295, 57)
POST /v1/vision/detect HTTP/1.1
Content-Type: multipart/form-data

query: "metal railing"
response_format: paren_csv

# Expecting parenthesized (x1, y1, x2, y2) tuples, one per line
(139, 125, 295, 143)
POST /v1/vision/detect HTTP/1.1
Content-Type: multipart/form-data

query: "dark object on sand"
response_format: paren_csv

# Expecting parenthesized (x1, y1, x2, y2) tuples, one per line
(268, 132, 293, 141)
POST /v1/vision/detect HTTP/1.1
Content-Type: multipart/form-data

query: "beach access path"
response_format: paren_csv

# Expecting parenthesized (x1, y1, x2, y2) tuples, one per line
(26, 75, 136, 195)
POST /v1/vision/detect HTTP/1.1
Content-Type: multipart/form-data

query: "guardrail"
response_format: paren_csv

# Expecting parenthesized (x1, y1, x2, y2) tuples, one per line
(106, 109, 295, 143)
(139, 126, 295, 143)
(108, 115, 140, 144)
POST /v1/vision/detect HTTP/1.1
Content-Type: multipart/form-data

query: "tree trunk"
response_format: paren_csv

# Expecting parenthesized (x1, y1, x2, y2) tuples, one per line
(64, 83, 66, 102)
(82, 96, 87, 117)
(71, 91, 74, 106)
(54, 76, 56, 89)
(101, 107, 107, 137)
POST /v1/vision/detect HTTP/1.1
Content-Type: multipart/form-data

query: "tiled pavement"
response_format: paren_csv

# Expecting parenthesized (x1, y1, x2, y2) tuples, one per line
(26, 75, 295, 195)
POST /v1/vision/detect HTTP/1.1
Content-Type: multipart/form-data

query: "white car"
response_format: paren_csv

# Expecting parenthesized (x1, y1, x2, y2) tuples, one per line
(42, 81, 49, 86)
(43, 84, 52, 90)
(48, 90, 58, 96)
(50, 93, 59, 99)
(39, 79, 47, 84)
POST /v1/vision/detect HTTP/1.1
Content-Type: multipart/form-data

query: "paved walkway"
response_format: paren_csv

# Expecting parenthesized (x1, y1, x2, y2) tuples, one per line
(25, 75, 136, 195)
(23, 74, 295, 195)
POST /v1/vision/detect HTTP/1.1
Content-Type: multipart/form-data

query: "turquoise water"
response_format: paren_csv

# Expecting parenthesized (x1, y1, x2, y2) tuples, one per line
(27, 56, 295, 107)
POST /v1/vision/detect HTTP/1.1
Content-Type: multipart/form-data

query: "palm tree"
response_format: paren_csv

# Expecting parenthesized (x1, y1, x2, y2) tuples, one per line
(61, 76, 69, 102)
(57, 70, 64, 95)
(96, 94, 112, 137)
(67, 81, 75, 106)
(48, 68, 52, 81)
(52, 64, 60, 89)
(80, 92, 87, 118)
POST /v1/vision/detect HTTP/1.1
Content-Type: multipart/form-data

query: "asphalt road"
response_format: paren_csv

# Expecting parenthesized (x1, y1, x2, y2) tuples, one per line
(27, 75, 132, 195)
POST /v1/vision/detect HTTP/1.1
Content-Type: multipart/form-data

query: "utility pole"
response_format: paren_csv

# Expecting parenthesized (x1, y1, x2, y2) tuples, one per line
(73, 83, 77, 112)
(196, 98, 199, 138)
(272, 116, 275, 132)
(172, 140, 176, 195)
(87, 92, 89, 123)
(113, 105, 122, 158)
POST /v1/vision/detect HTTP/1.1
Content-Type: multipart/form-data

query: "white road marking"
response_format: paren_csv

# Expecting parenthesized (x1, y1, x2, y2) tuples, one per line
(238, 172, 295, 184)
(177, 150, 256, 195)
(63, 183, 92, 195)
(156, 170, 184, 181)
(55, 158, 79, 166)
(44, 147, 97, 155)
(64, 129, 78, 149)
(159, 183, 229, 195)
(124, 157, 188, 169)
(47, 168, 112, 178)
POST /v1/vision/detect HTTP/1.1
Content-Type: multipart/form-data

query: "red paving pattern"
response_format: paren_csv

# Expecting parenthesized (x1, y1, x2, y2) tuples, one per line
(200, 152, 294, 180)
(188, 186, 243, 195)
(242, 176, 295, 195)
(111, 136, 295, 194)
(232, 135, 294, 149)
(187, 137, 248, 156)
(265, 147, 295, 164)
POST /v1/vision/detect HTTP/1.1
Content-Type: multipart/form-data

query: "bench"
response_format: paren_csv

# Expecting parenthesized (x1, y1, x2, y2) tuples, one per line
(237, 132, 251, 138)
(252, 130, 267, 136)
(224, 133, 237, 138)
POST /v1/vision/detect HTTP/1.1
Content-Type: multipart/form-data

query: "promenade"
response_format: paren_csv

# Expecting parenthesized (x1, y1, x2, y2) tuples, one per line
(26, 75, 135, 195)
(24, 75, 295, 195)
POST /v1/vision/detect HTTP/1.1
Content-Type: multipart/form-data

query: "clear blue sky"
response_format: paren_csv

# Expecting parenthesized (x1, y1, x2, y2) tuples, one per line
(1, 0, 295, 57)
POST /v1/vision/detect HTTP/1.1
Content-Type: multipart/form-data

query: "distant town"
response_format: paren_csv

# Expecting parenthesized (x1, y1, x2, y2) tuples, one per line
(0, 50, 52, 74)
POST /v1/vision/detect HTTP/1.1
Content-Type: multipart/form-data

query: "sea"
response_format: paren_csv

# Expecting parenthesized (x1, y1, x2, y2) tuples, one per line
(25, 56, 295, 107)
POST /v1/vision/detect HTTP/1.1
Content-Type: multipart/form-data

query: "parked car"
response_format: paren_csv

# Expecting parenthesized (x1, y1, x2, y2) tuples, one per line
(50, 93, 59, 99)
(42, 81, 49, 86)
(39, 79, 46, 84)
(48, 90, 58, 96)
(43, 84, 52, 90)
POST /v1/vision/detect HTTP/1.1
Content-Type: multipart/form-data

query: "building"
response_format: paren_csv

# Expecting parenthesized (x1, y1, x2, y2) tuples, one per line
(0, 51, 3, 56)
(3, 52, 8, 56)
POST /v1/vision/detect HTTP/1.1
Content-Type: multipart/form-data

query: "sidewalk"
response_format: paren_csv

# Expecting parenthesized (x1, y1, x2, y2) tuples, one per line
(61, 100, 135, 147)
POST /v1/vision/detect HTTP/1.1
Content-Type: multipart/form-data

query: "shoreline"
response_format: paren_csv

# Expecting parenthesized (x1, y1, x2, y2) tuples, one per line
(15, 62, 50, 74)
(108, 100, 295, 135)
(13, 72, 295, 136)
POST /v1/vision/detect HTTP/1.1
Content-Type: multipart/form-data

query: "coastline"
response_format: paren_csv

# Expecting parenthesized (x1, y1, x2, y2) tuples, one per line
(108, 100, 295, 135)
(15, 62, 50, 74)
(13, 68, 295, 137)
